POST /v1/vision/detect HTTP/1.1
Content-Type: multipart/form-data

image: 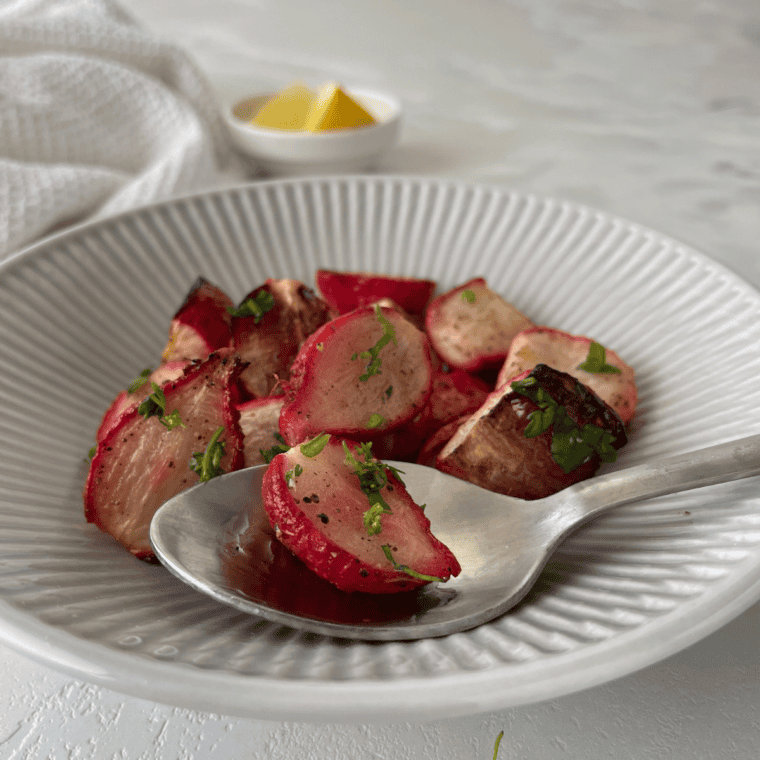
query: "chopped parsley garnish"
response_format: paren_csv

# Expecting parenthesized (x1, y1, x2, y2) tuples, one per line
(343, 441, 405, 536)
(384, 386, 393, 400)
(159, 409, 186, 431)
(577, 341, 622, 374)
(260, 432, 289, 463)
(511, 375, 619, 473)
(381, 544, 445, 583)
(127, 367, 152, 394)
(461, 289, 477, 303)
(300, 432, 331, 457)
(87, 445, 97, 461)
(137, 382, 186, 429)
(285, 464, 303, 488)
(352, 305, 397, 381)
(227, 290, 276, 322)
(189, 426, 226, 482)
(366, 413, 385, 429)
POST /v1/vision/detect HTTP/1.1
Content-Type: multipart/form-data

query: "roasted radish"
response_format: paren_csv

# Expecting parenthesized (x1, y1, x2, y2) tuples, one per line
(437, 364, 627, 499)
(425, 277, 534, 371)
(85, 350, 246, 560)
(232, 279, 334, 399)
(496, 327, 637, 424)
(161, 277, 234, 363)
(279, 305, 433, 445)
(262, 434, 461, 593)
(96, 361, 187, 443)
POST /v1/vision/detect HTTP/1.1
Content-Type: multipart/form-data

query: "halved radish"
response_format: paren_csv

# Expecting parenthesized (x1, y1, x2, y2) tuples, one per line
(437, 364, 627, 499)
(496, 327, 637, 424)
(232, 279, 334, 399)
(85, 350, 246, 560)
(161, 277, 234, 363)
(316, 270, 436, 315)
(425, 277, 534, 371)
(262, 435, 461, 593)
(280, 305, 433, 445)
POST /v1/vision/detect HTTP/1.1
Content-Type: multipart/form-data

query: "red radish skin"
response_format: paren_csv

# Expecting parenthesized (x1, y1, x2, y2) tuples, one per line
(280, 306, 433, 445)
(316, 270, 436, 315)
(232, 279, 334, 399)
(262, 436, 461, 593)
(85, 350, 246, 560)
(425, 278, 534, 372)
(496, 327, 638, 424)
(237, 396, 286, 467)
(161, 277, 234, 363)
(96, 361, 188, 443)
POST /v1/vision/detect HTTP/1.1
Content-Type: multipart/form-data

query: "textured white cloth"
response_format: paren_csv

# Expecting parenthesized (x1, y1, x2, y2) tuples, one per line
(0, 0, 249, 260)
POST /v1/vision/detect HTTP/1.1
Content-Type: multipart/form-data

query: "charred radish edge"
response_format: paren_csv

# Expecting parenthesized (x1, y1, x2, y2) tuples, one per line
(495, 326, 637, 424)
(424, 277, 534, 372)
(232, 279, 335, 399)
(262, 434, 460, 593)
(84, 350, 246, 560)
(279, 305, 434, 445)
(510, 364, 627, 473)
(316, 270, 437, 315)
(436, 364, 626, 500)
(161, 277, 234, 363)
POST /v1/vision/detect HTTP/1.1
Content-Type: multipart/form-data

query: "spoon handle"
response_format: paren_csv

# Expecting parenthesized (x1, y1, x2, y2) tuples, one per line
(557, 433, 760, 524)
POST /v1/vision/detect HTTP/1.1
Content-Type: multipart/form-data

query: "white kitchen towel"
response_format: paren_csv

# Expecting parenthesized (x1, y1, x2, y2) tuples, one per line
(0, 0, 250, 260)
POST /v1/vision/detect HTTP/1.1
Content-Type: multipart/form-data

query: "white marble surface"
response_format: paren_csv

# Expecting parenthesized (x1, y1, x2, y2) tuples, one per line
(4, 0, 760, 756)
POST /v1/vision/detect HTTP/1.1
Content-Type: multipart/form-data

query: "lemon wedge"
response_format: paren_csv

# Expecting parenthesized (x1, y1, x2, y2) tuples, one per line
(303, 82, 377, 132)
(252, 83, 315, 130)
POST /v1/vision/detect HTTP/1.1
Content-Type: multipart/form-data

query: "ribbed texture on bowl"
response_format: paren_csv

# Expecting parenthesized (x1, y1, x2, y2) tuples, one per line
(2, 177, 760, 720)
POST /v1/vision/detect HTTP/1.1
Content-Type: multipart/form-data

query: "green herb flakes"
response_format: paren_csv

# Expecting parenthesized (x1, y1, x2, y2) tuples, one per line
(227, 290, 276, 322)
(300, 432, 331, 457)
(137, 382, 186, 430)
(127, 368, 152, 394)
(381, 544, 445, 583)
(577, 341, 622, 374)
(352, 305, 397, 381)
(189, 426, 226, 482)
(461, 289, 477, 304)
(366, 413, 386, 429)
(343, 441, 405, 536)
(260, 432, 290, 463)
(511, 375, 619, 473)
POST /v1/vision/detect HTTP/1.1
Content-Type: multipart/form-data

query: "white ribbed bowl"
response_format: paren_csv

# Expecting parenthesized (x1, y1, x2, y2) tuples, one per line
(2, 176, 760, 723)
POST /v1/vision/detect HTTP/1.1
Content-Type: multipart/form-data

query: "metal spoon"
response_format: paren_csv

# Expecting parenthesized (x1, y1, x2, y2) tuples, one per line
(150, 434, 760, 641)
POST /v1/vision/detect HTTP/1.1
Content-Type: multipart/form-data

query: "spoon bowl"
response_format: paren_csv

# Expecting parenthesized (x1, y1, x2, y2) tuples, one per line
(150, 434, 760, 640)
